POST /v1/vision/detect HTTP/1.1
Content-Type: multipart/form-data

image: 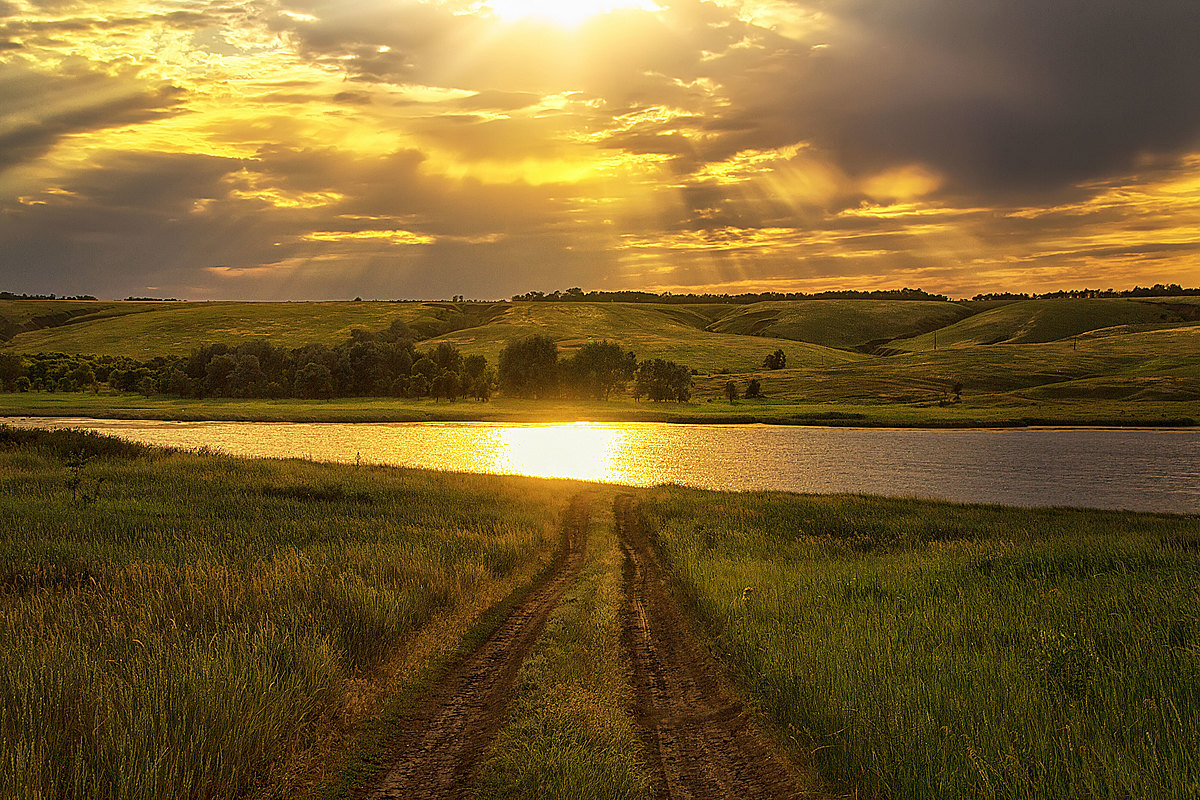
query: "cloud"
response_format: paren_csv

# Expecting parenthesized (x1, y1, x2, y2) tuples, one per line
(0, 61, 184, 173)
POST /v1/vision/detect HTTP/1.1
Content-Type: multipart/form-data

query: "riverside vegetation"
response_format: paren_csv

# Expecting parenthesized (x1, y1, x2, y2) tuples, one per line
(1, 293, 1198, 426)
(641, 487, 1200, 799)
(3, 427, 1197, 798)
(0, 426, 573, 799)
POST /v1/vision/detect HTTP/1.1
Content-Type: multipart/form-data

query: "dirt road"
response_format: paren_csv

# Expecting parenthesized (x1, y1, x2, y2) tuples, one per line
(367, 493, 590, 800)
(616, 493, 816, 800)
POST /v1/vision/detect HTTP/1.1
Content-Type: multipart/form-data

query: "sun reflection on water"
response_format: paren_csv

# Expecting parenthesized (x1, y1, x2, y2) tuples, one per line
(489, 423, 629, 482)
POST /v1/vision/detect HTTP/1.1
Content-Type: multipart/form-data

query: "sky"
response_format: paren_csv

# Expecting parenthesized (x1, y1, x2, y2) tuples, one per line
(1, 0, 1199, 301)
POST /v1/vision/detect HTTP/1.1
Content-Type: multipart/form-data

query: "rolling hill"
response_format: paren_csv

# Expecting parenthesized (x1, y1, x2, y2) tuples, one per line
(892, 298, 1189, 350)
(705, 299, 972, 350)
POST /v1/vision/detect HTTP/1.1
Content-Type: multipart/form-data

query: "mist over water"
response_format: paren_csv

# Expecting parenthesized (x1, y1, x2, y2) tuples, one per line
(7, 418, 1200, 514)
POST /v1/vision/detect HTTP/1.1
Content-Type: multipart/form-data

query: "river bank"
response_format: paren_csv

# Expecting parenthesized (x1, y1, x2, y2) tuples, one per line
(0, 392, 1196, 428)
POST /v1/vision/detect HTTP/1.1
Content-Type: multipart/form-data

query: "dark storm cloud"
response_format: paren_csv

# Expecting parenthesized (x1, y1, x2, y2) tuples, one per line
(716, 0, 1200, 197)
(0, 63, 184, 173)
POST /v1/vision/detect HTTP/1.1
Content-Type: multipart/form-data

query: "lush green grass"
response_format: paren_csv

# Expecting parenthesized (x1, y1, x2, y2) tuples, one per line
(707, 299, 972, 350)
(4, 298, 1200, 411)
(476, 491, 651, 799)
(0, 302, 448, 358)
(0, 427, 573, 799)
(426, 302, 862, 372)
(640, 487, 1200, 799)
(1, 391, 1197, 428)
(894, 299, 1188, 350)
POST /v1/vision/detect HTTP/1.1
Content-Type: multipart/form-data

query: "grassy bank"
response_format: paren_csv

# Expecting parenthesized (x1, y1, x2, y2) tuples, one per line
(475, 491, 651, 799)
(0, 392, 1196, 428)
(0, 427, 573, 799)
(641, 488, 1200, 799)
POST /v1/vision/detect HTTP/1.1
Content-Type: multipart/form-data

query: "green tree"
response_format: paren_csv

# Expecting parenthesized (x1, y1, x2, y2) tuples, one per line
(634, 358, 692, 402)
(294, 362, 334, 399)
(498, 335, 558, 398)
(724, 380, 739, 402)
(763, 349, 786, 370)
(0, 353, 24, 391)
(566, 340, 636, 400)
(745, 378, 763, 399)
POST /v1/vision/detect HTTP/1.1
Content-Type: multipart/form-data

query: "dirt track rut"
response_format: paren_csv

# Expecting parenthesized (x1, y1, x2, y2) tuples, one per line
(616, 493, 815, 800)
(367, 493, 590, 800)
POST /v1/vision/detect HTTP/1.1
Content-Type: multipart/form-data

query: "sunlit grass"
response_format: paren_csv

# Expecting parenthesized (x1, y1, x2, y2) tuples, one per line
(475, 492, 651, 799)
(0, 427, 572, 799)
(641, 488, 1200, 799)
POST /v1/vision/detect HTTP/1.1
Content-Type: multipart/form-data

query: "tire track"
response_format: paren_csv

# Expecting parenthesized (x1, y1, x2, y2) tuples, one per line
(367, 492, 591, 800)
(616, 493, 818, 800)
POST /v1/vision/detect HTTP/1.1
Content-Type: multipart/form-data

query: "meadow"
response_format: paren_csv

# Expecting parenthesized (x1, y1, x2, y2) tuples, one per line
(640, 487, 1200, 799)
(0, 426, 573, 799)
(2, 296, 1198, 425)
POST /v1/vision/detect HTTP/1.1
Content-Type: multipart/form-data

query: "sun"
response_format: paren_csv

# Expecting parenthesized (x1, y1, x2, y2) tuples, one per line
(483, 0, 661, 28)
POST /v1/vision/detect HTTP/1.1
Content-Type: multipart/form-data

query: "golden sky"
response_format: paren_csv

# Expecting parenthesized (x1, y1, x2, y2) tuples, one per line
(1, 0, 1199, 299)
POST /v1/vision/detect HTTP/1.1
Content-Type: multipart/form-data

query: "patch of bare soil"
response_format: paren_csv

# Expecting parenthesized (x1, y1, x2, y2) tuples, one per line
(616, 493, 822, 799)
(365, 493, 591, 800)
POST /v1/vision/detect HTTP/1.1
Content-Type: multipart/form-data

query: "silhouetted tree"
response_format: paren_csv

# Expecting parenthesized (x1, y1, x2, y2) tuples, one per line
(499, 335, 558, 398)
(565, 340, 636, 399)
(745, 378, 763, 399)
(634, 358, 692, 402)
(724, 380, 738, 401)
(763, 349, 786, 370)
(294, 362, 334, 399)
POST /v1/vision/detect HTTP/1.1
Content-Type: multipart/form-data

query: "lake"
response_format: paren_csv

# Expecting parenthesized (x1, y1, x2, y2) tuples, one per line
(5, 417, 1200, 514)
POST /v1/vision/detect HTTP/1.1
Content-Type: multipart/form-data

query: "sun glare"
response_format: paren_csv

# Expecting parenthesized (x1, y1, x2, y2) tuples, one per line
(483, 0, 660, 28)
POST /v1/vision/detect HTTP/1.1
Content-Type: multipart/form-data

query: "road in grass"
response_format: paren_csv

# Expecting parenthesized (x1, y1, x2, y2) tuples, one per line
(367, 493, 591, 799)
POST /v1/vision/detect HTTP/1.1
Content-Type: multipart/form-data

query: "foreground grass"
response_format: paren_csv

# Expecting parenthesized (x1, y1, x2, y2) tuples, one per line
(475, 491, 651, 799)
(1, 392, 1197, 428)
(0, 427, 573, 799)
(642, 488, 1200, 799)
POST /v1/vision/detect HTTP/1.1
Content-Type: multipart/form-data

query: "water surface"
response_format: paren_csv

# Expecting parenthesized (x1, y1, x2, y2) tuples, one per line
(6, 417, 1199, 514)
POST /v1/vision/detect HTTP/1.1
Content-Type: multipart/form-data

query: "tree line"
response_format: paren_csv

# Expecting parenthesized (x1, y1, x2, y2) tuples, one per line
(0, 327, 695, 403)
(511, 287, 951, 304)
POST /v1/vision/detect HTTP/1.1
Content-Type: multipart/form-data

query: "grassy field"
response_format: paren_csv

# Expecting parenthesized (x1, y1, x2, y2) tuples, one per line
(640, 487, 1200, 799)
(3, 297, 1199, 421)
(0, 301, 456, 358)
(892, 299, 1194, 350)
(707, 299, 972, 350)
(423, 302, 862, 372)
(0, 426, 574, 799)
(1, 391, 1197, 427)
(475, 491, 651, 799)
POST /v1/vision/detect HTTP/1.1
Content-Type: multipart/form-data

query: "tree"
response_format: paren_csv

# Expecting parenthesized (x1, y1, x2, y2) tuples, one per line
(565, 340, 636, 400)
(745, 378, 763, 399)
(634, 358, 692, 402)
(430, 342, 463, 374)
(763, 349, 786, 370)
(498, 335, 558, 398)
(430, 371, 462, 402)
(294, 362, 334, 399)
(724, 380, 738, 402)
(0, 353, 24, 391)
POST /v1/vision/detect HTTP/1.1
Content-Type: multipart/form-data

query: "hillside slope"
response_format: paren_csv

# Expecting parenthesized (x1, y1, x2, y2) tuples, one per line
(426, 302, 864, 371)
(707, 299, 972, 350)
(893, 299, 1186, 350)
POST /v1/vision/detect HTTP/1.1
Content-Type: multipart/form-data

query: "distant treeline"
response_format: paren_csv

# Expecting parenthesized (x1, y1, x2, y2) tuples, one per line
(511, 287, 950, 303)
(0, 292, 98, 301)
(0, 325, 695, 403)
(971, 284, 1200, 301)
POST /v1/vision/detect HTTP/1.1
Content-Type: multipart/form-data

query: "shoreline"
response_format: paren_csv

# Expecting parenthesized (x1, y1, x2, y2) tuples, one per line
(1, 393, 1196, 430)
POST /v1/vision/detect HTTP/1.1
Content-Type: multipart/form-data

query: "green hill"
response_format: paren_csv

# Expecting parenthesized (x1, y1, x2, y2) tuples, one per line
(706, 299, 972, 350)
(0, 302, 465, 358)
(425, 302, 865, 372)
(893, 299, 1187, 350)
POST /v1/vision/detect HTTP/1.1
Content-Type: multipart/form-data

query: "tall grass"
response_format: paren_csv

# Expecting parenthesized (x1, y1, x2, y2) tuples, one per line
(642, 488, 1200, 799)
(0, 427, 571, 799)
